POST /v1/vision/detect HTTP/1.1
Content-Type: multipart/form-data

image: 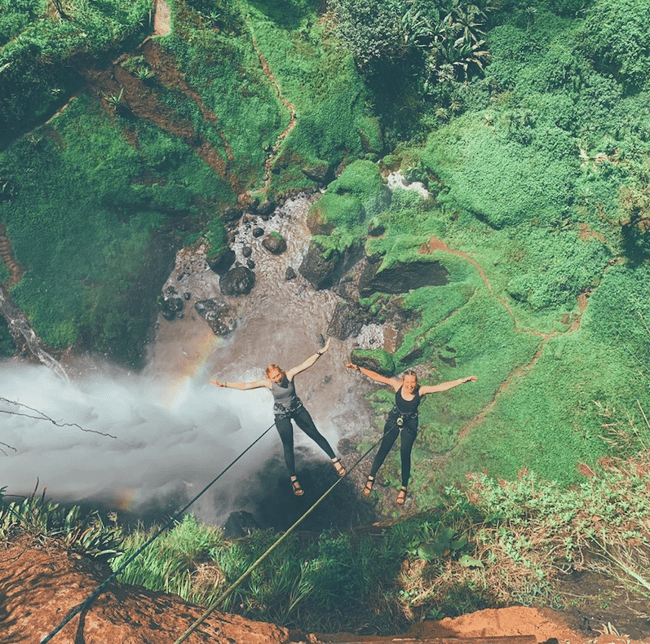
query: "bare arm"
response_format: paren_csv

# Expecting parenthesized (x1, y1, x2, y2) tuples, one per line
(419, 375, 477, 396)
(346, 363, 402, 391)
(286, 337, 331, 379)
(210, 378, 270, 390)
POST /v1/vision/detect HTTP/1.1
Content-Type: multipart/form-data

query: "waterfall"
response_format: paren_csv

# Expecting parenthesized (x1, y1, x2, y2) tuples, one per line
(1, 194, 379, 529)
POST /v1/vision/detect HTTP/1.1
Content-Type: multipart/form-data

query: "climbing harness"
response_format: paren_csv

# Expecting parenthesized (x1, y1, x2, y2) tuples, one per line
(38, 420, 277, 644)
(390, 407, 418, 430)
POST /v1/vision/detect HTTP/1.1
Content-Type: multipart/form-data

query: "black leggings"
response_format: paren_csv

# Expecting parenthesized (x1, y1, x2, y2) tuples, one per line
(275, 407, 336, 476)
(369, 415, 418, 487)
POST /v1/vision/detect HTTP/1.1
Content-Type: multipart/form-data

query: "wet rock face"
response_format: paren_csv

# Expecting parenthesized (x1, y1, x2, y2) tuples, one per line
(222, 510, 260, 539)
(327, 301, 366, 341)
(261, 232, 287, 255)
(160, 296, 184, 321)
(298, 240, 341, 290)
(207, 248, 236, 275)
(358, 259, 449, 296)
(194, 299, 237, 335)
(219, 266, 256, 296)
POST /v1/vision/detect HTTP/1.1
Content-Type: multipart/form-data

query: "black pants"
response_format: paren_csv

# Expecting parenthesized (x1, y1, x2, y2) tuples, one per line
(275, 406, 336, 476)
(369, 413, 418, 487)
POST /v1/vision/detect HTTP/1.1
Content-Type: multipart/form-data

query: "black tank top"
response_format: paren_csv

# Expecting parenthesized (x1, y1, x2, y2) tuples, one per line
(395, 385, 420, 415)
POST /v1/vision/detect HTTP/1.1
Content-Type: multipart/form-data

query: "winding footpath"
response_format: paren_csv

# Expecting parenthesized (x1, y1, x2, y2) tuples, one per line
(420, 235, 598, 447)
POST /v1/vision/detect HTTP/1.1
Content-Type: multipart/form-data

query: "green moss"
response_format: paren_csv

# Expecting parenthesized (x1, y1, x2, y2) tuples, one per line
(0, 0, 153, 149)
(307, 159, 390, 249)
(205, 216, 228, 259)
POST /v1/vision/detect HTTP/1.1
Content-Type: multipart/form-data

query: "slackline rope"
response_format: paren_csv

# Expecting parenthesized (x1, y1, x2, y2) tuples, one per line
(38, 420, 278, 644)
(173, 428, 394, 644)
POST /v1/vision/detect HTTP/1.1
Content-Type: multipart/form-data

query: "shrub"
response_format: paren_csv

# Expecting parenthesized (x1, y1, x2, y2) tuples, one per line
(580, 0, 650, 91)
(0, 488, 124, 559)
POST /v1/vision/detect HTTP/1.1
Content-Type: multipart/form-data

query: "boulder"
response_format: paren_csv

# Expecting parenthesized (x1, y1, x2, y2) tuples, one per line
(256, 200, 276, 218)
(349, 348, 395, 376)
(194, 299, 237, 335)
(285, 266, 296, 281)
(159, 296, 184, 321)
(219, 266, 256, 296)
(222, 205, 243, 223)
(261, 232, 287, 255)
(207, 248, 235, 275)
(301, 161, 330, 184)
(298, 241, 341, 290)
(358, 259, 449, 297)
(327, 301, 366, 341)
(252, 227, 264, 238)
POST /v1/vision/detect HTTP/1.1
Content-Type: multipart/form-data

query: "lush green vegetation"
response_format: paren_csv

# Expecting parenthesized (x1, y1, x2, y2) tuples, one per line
(3, 445, 649, 630)
(304, 0, 650, 502)
(0, 0, 153, 147)
(103, 446, 649, 630)
(0, 486, 123, 559)
(0, 0, 380, 364)
(3, 0, 650, 633)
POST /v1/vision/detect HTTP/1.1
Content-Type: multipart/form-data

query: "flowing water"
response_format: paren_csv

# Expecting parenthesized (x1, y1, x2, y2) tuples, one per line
(1, 193, 382, 530)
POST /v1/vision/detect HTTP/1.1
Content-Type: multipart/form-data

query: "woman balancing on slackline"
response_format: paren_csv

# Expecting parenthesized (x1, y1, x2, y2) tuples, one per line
(210, 338, 345, 496)
(347, 363, 477, 505)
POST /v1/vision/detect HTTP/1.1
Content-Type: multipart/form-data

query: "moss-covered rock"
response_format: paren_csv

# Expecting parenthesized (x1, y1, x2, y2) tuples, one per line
(298, 240, 341, 289)
(350, 348, 395, 376)
(307, 160, 391, 237)
(261, 231, 287, 254)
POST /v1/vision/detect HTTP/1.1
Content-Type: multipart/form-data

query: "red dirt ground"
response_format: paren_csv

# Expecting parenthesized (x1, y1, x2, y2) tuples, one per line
(2, 539, 648, 644)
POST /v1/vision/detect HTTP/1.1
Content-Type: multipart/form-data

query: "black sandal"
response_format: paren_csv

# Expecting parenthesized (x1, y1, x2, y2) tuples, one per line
(362, 475, 375, 496)
(396, 486, 407, 505)
(332, 457, 346, 477)
(290, 476, 304, 496)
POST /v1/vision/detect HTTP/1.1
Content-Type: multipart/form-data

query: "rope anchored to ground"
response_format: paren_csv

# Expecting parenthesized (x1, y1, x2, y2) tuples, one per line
(173, 429, 392, 644)
(38, 420, 278, 644)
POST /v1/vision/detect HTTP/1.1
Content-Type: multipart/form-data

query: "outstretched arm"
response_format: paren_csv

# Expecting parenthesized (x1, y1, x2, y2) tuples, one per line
(346, 363, 402, 391)
(210, 378, 270, 390)
(419, 375, 477, 396)
(286, 337, 331, 379)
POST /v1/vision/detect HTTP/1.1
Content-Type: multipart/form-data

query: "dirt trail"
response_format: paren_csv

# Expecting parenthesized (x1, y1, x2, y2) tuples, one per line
(421, 237, 550, 339)
(250, 36, 297, 189)
(0, 223, 24, 287)
(420, 236, 594, 444)
(78, 44, 242, 193)
(154, 0, 171, 36)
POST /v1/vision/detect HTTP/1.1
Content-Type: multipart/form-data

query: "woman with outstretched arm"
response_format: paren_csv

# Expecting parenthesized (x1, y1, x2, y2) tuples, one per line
(347, 364, 477, 505)
(211, 338, 345, 496)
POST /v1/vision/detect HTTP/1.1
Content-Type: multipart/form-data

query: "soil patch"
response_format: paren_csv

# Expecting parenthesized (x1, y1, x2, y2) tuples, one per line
(0, 537, 308, 644)
(3, 538, 648, 644)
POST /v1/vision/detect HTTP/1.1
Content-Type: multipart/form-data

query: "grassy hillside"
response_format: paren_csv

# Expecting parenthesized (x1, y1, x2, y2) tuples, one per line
(308, 0, 650, 499)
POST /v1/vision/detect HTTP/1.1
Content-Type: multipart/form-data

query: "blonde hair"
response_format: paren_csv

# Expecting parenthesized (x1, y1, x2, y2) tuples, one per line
(265, 364, 283, 377)
(402, 370, 418, 383)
